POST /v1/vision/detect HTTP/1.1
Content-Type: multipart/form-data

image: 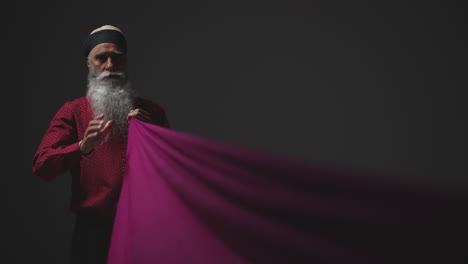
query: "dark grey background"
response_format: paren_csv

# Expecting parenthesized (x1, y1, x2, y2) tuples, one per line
(3, 1, 466, 263)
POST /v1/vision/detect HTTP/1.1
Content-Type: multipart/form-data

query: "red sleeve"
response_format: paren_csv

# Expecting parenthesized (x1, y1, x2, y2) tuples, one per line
(139, 98, 171, 128)
(160, 108, 171, 128)
(32, 102, 82, 181)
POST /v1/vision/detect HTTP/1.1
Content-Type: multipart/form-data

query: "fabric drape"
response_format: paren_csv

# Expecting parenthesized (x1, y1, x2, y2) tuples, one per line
(108, 119, 467, 264)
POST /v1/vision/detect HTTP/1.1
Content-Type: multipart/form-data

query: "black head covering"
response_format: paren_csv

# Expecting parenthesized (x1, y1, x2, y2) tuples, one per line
(83, 28, 127, 57)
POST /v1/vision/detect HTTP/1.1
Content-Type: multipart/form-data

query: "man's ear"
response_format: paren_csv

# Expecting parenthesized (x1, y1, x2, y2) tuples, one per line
(86, 58, 91, 68)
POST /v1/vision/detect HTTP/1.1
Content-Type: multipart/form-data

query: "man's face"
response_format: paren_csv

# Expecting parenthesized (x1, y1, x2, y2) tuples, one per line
(87, 43, 127, 75)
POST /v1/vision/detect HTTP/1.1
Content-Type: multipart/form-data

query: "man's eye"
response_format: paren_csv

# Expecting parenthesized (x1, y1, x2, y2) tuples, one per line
(112, 54, 123, 62)
(96, 55, 107, 62)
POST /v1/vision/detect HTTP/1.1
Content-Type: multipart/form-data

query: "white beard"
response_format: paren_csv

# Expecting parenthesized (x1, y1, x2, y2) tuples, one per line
(86, 66, 136, 135)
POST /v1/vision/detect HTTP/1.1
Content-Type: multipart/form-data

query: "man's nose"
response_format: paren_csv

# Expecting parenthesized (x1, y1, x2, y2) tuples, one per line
(104, 57, 114, 71)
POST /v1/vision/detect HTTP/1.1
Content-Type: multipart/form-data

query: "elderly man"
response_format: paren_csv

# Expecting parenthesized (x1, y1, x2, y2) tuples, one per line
(32, 25, 170, 264)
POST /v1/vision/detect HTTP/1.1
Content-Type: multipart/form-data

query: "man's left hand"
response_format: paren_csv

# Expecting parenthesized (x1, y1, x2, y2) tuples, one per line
(128, 109, 152, 123)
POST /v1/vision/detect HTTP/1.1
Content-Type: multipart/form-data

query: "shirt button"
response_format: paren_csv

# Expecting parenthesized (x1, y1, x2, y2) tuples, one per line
(121, 159, 126, 164)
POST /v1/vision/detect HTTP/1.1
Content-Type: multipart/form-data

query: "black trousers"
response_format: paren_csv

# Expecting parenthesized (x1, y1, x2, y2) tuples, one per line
(70, 211, 115, 264)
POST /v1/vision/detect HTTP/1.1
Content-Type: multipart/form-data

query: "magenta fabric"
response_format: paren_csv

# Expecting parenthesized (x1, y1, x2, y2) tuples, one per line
(108, 119, 467, 264)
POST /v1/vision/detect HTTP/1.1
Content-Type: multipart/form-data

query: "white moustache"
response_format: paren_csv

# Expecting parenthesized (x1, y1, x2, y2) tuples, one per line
(96, 71, 126, 81)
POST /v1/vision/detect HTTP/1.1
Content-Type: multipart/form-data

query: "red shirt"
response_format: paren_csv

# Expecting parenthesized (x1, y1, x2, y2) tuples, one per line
(32, 96, 170, 216)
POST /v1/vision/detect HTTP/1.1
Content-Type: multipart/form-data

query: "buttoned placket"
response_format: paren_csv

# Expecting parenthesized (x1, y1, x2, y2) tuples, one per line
(119, 137, 127, 172)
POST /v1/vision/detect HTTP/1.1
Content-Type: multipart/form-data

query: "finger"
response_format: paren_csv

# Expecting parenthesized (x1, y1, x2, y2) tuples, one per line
(88, 120, 105, 127)
(100, 120, 114, 134)
(131, 112, 151, 122)
(135, 108, 150, 116)
(128, 112, 138, 118)
(128, 111, 150, 120)
(135, 111, 150, 118)
(85, 125, 105, 136)
(137, 113, 151, 121)
(94, 114, 105, 120)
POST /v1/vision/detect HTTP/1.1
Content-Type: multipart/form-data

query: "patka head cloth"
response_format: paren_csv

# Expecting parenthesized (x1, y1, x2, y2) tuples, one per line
(83, 25, 127, 57)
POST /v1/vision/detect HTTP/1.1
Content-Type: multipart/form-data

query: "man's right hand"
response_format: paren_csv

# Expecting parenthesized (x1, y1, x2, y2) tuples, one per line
(79, 114, 114, 154)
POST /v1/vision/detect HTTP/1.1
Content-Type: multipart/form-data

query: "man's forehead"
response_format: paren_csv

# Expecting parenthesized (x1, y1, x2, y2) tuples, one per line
(90, 43, 125, 56)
